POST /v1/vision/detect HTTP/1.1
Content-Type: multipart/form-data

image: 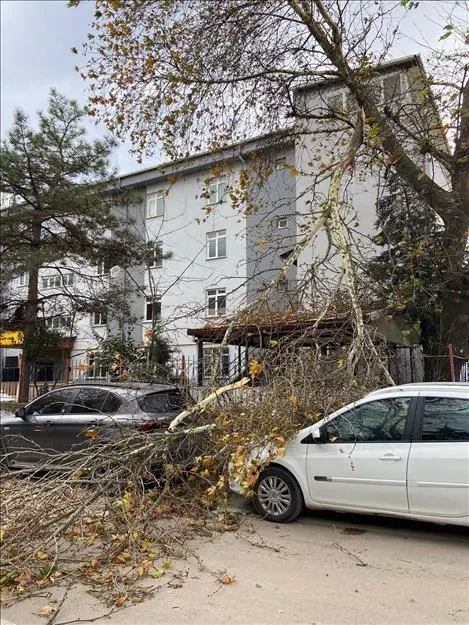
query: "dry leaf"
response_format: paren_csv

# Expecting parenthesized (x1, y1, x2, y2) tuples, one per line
(83, 428, 97, 438)
(35, 551, 49, 561)
(38, 604, 56, 616)
(149, 567, 165, 579)
(219, 574, 236, 585)
(114, 593, 127, 607)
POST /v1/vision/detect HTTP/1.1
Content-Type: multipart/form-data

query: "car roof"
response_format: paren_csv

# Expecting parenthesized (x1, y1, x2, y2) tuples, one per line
(366, 382, 469, 399)
(54, 382, 178, 397)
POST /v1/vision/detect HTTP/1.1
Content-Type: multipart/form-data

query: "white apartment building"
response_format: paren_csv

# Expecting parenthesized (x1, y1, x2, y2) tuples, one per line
(1, 55, 446, 390)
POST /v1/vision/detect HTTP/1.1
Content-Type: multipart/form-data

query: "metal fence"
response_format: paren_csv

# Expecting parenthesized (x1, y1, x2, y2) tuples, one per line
(1, 344, 467, 403)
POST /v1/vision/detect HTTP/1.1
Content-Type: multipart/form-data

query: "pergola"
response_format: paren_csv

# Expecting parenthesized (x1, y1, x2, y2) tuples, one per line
(187, 315, 361, 387)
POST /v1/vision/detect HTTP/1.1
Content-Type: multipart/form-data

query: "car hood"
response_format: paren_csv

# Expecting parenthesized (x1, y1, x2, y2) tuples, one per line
(0, 410, 18, 425)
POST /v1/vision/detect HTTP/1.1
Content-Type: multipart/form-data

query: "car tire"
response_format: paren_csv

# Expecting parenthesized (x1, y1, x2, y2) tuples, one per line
(253, 466, 304, 523)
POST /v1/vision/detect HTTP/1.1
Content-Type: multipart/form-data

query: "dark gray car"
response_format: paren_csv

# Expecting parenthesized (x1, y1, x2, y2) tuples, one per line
(0, 383, 186, 469)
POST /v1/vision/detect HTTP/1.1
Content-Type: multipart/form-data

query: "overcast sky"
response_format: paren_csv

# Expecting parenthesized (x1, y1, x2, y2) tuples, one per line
(0, 1, 461, 176)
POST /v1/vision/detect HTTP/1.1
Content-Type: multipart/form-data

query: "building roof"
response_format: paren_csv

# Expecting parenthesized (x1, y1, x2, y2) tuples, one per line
(295, 55, 424, 95)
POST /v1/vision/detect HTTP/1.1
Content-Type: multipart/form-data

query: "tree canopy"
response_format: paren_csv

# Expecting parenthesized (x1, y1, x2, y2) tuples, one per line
(71, 0, 468, 360)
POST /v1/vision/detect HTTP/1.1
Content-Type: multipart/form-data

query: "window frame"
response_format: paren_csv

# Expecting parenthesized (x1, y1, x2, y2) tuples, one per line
(276, 215, 288, 230)
(206, 287, 227, 318)
(92, 311, 108, 327)
(25, 388, 78, 416)
(147, 240, 163, 268)
(69, 387, 110, 415)
(41, 274, 74, 289)
(96, 260, 110, 276)
(146, 191, 166, 219)
(18, 272, 28, 287)
(202, 346, 230, 379)
(321, 396, 417, 444)
(206, 178, 227, 206)
(45, 315, 72, 331)
(206, 230, 227, 260)
(412, 395, 469, 443)
(145, 296, 162, 322)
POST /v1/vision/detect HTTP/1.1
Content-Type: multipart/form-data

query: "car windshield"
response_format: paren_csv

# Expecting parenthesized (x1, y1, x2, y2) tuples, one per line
(139, 391, 184, 414)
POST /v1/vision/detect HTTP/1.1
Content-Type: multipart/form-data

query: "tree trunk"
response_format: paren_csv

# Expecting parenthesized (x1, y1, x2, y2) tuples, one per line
(18, 218, 41, 403)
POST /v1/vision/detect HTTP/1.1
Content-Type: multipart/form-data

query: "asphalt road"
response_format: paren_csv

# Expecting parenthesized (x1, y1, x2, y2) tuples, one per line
(2, 499, 468, 625)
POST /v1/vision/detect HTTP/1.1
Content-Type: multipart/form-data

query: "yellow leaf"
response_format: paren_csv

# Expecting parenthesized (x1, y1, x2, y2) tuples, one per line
(35, 551, 49, 561)
(248, 359, 263, 379)
(149, 567, 165, 578)
(337, 358, 344, 369)
(38, 604, 56, 616)
(136, 559, 153, 577)
(219, 574, 236, 584)
(83, 428, 97, 439)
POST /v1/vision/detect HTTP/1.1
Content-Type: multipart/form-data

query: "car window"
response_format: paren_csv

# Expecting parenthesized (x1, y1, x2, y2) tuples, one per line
(26, 388, 76, 416)
(102, 392, 121, 414)
(139, 391, 183, 414)
(69, 387, 109, 414)
(421, 397, 469, 441)
(325, 398, 411, 443)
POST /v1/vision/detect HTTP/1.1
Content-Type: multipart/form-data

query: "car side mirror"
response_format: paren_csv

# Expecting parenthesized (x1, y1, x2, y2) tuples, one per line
(14, 407, 26, 420)
(312, 429, 323, 444)
(301, 427, 326, 444)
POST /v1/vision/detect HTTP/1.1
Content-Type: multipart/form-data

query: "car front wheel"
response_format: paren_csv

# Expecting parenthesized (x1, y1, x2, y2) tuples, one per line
(253, 466, 304, 523)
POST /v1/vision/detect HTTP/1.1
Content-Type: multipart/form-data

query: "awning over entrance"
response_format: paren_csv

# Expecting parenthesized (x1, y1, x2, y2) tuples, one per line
(187, 315, 358, 348)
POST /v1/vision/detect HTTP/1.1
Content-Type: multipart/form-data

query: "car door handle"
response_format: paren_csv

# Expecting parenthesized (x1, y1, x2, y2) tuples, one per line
(34, 421, 54, 430)
(379, 454, 402, 461)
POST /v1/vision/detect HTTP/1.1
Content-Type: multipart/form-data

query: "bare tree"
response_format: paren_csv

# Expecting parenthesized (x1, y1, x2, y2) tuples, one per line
(70, 0, 468, 366)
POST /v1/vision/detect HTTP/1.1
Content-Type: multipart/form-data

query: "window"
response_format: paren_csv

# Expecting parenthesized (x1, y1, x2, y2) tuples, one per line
(92, 311, 107, 326)
(421, 397, 469, 442)
(42, 274, 74, 289)
(96, 260, 110, 276)
(203, 347, 230, 379)
(206, 288, 226, 317)
(148, 241, 163, 268)
(139, 391, 184, 414)
(276, 216, 288, 230)
(102, 392, 121, 413)
(70, 387, 109, 414)
(45, 315, 71, 331)
(42, 275, 61, 289)
(325, 398, 411, 443)
(18, 273, 28, 287)
(383, 74, 402, 103)
(145, 296, 161, 322)
(26, 388, 76, 416)
(87, 353, 108, 379)
(146, 192, 165, 218)
(206, 230, 227, 259)
(206, 178, 227, 205)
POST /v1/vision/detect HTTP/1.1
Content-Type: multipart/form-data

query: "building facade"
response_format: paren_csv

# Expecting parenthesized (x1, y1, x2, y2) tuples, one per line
(1, 55, 448, 392)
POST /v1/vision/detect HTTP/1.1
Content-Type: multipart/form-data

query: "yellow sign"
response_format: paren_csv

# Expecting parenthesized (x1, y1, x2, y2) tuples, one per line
(0, 331, 23, 347)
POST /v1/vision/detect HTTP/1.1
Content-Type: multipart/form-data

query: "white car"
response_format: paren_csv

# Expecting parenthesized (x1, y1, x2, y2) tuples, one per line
(233, 383, 469, 526)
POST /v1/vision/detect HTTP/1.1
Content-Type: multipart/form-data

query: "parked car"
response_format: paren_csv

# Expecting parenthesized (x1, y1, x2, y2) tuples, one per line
(0, 383, 187, 469)
(231, 382, 469, 527)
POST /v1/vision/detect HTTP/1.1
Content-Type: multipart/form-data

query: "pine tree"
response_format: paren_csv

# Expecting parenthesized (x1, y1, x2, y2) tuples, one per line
(0, 90, 150, 401)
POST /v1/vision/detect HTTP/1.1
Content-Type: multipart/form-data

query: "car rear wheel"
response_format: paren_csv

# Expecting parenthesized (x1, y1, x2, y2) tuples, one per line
(253, 466, 304, 523)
